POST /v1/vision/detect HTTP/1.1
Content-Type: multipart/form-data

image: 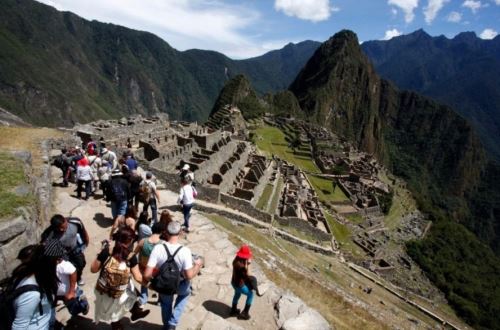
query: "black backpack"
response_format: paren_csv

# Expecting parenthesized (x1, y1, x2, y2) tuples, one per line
(53, 155, 64, 169)
(107, 179, 127, 202)
(150, 245, 183, 295)
(0, 283, 42, 330)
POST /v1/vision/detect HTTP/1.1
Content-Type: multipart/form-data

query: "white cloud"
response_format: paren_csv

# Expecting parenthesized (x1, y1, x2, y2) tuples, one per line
(493, 0, 500, 4)
(383, 28, 403, 40)
(34, 0, 285, 59)
(388, 0, 419, 23)
(274, 0, 339, 22)
(462, 0, 483, 13)
(480, 28, 498, 39)
(447, 11, 462, 22)
(424, 0, 449, 24)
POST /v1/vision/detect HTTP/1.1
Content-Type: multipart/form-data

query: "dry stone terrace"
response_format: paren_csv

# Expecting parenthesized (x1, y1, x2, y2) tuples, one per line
(73, 115, 337, 254)
(70, 114, 443, 301)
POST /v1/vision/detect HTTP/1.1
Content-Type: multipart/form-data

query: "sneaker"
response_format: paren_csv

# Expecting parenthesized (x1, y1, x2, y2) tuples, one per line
(81, 296, 89, 315)
(77, 279, 85, 286)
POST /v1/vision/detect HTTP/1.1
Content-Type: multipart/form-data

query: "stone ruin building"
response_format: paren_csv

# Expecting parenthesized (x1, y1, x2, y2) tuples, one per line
(275, 161, 332, 242)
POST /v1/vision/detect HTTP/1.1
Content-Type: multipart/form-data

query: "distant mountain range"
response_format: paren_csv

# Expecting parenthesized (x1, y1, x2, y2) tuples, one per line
(362, 29, 500, 160)
(0, 0, 318, 126)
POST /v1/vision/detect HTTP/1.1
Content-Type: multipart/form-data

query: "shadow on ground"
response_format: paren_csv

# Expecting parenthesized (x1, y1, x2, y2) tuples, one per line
(93, 212, 113, 228)
(202, 300, 231, 319)
(65, 315, 163, 329)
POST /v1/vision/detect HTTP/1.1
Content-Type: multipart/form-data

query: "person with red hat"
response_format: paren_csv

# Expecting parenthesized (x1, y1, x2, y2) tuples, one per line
(230, 245, 254, 320)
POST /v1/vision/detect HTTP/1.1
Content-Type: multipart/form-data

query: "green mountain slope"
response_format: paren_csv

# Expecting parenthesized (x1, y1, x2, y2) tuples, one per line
(289, 30, 500, 329)
(0, 0, 319, 126)
(362, 30, 500, 160)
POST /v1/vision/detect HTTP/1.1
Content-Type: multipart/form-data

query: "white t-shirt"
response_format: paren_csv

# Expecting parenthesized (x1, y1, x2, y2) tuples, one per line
(56, 260, 76, 296)
(178, 184, 195, 205)
(147, 242, 193, 274)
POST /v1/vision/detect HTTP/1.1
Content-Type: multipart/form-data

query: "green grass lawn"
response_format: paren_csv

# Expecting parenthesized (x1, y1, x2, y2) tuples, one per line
(0, 152, 33, 219)
(269, 177, 284, 215)
(256, 184, 274, 210)
(307, 175, 349, 203)
(324, 213, 363, 258)
(254, 125, 319, 173)
(345, 213, 364, 224)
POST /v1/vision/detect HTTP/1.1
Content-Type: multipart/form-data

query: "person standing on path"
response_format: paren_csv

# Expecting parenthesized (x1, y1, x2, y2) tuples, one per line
(41, 215, 89, 286)
(133, 221, 167, 307)
(90, 227, 150, 330)
(8, 243, 58, 330)
(142, 172, 160, 225)
(143, 221, 203, 330)
(101, 148, 118, 171)
(177, 179, 196, 233)
(76, 157, 92, 200)
(230, 245, 255, 320)
(107, 169, 130, 222)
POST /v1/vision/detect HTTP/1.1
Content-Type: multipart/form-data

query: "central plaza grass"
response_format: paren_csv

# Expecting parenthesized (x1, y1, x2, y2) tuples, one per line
(253, 125, 319, 173)
(307, 175, 349, 203)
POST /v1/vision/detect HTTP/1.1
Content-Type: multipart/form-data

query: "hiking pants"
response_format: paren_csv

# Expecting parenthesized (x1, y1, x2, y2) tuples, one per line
(182, 203, 194, 229)
(232, 283, 254, 306)
(143, 198, 158, 225)
(159, 279, 191, 328)
(77, 180, 92, 199)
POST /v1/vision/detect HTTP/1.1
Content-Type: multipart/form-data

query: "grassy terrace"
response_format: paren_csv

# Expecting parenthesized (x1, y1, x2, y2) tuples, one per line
(0, 152, 33, 218)
(256, 184, 273, 210)
(0, 127, 63, 219)
(307, 174, 349, 203)
(253, 125, 319, 173)
(204, 213, 388, 330)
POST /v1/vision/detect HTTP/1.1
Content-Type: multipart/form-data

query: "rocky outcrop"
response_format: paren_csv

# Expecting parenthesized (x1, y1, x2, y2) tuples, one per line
(208, 75, 265, 122)
(275, 293, 331, 330)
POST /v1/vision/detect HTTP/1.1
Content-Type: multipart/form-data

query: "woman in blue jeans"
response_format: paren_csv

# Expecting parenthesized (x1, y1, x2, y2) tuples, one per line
(230, 245, 254, 320)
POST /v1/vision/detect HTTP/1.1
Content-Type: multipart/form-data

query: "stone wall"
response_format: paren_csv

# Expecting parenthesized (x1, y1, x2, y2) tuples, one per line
(220, 193, 272, 223)
(275, 215, 332, 242)
(0, 143, 54, 281)
(217, 146, 250, 194)
(146, 167, 220, 204)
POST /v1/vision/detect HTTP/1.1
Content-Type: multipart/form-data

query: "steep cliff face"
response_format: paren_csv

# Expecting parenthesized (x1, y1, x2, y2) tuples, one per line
(290, 30, 486, 211)
(362, 30, 500, 159)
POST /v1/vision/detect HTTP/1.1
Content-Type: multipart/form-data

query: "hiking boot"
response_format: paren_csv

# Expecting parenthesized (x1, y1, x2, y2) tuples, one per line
(80, 295, 89, 315)
(130, 301, 150, 321)
(238, 304, 251, 320)
(229, 303, 240, 317)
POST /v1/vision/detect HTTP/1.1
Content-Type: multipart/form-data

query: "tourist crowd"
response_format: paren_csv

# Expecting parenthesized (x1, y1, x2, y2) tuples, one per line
(1, 141, 260, 330)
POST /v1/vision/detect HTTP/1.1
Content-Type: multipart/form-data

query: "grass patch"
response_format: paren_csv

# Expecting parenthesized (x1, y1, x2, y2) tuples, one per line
(269, 177, 284, 215)
(307, 175, 349, 203)
(256, 184, 273, 210)
(345, 213, 364, 224)
(253, 125, 319, 173)
(325, 213, 363, 258)
(0, 152, 33, 219)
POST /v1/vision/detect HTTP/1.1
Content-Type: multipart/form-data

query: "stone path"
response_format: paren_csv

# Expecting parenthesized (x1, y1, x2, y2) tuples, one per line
(52, 178, 329, 329)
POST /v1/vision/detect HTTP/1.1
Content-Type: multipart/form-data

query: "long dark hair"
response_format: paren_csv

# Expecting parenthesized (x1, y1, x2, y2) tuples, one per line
(10, 245, 59, 303)
(232, 256, 250, 287)
(111, 227, 136, 262)
(135, 211, 150, 232)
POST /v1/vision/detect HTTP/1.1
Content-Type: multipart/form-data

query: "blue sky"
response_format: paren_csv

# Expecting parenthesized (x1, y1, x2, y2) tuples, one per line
(37, 0, 500, 58)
